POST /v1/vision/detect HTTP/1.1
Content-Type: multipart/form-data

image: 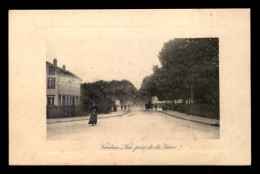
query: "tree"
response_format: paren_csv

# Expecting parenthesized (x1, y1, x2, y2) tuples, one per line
(80, 80, 137, 113)
(134, 75, 159, 105)
(156, 38, 219, 104)
(139, 38, 219, 106)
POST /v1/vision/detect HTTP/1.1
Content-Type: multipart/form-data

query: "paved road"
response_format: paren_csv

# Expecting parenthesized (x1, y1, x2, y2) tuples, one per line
(47, 107, 219, 141)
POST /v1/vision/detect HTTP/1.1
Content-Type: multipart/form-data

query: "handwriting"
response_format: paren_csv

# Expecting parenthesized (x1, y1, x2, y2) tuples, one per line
(100, 143, 175, 152)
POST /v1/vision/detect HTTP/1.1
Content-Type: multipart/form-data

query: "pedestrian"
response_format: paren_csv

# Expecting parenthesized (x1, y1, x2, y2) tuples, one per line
(121, 105, 123, 111)
(124, 105, 127, 111)
(88, 102, 98, 126)
(113, 105, 117, 112)
(154, 104, 157, 111)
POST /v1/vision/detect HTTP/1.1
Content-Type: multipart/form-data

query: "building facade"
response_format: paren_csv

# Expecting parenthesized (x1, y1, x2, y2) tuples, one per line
(46, 58, 82, 107)
(151, 96, 172, 104)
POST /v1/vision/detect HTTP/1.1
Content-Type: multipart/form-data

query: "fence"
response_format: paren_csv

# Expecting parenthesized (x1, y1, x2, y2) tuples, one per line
(47, 103, 115, 118)
(47, 105, 77, 118)
(171, 103, 219, 120)
(77, 103, 114, 115)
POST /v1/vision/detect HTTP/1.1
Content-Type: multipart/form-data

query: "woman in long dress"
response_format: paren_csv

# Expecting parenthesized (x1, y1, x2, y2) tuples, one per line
(89, 102, 98, 126)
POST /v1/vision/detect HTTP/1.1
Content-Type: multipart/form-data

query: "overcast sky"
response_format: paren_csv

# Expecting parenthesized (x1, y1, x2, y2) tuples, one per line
(46, 27, 175, 89)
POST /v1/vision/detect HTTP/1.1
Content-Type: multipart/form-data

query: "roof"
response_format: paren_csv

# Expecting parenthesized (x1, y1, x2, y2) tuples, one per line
(46, 61, 82, 81)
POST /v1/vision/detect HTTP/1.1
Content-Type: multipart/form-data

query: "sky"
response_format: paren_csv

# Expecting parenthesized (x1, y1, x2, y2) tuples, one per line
(46, 27, 175, 89)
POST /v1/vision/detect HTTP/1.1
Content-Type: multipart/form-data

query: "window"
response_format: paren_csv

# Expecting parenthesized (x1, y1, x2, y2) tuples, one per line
(47, 77, 56, 89)
(47, 96, 54, 105)
(49, 67, 55, 75)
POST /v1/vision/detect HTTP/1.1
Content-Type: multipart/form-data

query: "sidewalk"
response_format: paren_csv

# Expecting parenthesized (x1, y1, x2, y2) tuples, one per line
(157, 109, 220, 126)
(47, 110, 128, 124)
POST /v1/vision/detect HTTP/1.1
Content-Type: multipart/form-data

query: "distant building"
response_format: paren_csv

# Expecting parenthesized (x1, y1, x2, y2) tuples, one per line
(46, 58, 82, 107)
(152, 96, 194, 104)
(174, 99, 182, 104)
(115, 99, 121, 106)
(151, 96, 172, 104)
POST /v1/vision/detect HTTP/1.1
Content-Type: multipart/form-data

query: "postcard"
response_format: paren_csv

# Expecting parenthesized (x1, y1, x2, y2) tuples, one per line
(9, 9, 251, 165)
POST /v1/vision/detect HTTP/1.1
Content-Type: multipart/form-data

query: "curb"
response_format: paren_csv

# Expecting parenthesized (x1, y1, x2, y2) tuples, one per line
(157, 110, 220, 127)
(47, 111, 130, 124)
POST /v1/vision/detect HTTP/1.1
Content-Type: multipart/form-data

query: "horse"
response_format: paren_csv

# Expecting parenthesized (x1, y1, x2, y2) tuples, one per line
(145, 103, 153, 111)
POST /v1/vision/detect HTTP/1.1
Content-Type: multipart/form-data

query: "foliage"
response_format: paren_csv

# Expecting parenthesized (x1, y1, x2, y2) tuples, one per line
(80, 80, 137, 113)
(138, 38, 219, 105)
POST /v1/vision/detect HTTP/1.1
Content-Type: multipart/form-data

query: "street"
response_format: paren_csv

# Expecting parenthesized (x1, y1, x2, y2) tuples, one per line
(47, 107, 219, 141)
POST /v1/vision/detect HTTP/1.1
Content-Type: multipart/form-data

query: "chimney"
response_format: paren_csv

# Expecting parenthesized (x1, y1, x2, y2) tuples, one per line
(53, 58, 57, 66)
(62, 65, 66, 70)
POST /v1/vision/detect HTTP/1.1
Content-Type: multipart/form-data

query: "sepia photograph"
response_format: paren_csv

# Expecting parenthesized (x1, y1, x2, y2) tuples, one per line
(46, 37, 220, 141)
(9, 9, 250, 165)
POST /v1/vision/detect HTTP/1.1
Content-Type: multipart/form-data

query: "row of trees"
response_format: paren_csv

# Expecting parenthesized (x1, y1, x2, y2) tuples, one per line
(79, 80, 137, 114)
(136, 38, 219, 106)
